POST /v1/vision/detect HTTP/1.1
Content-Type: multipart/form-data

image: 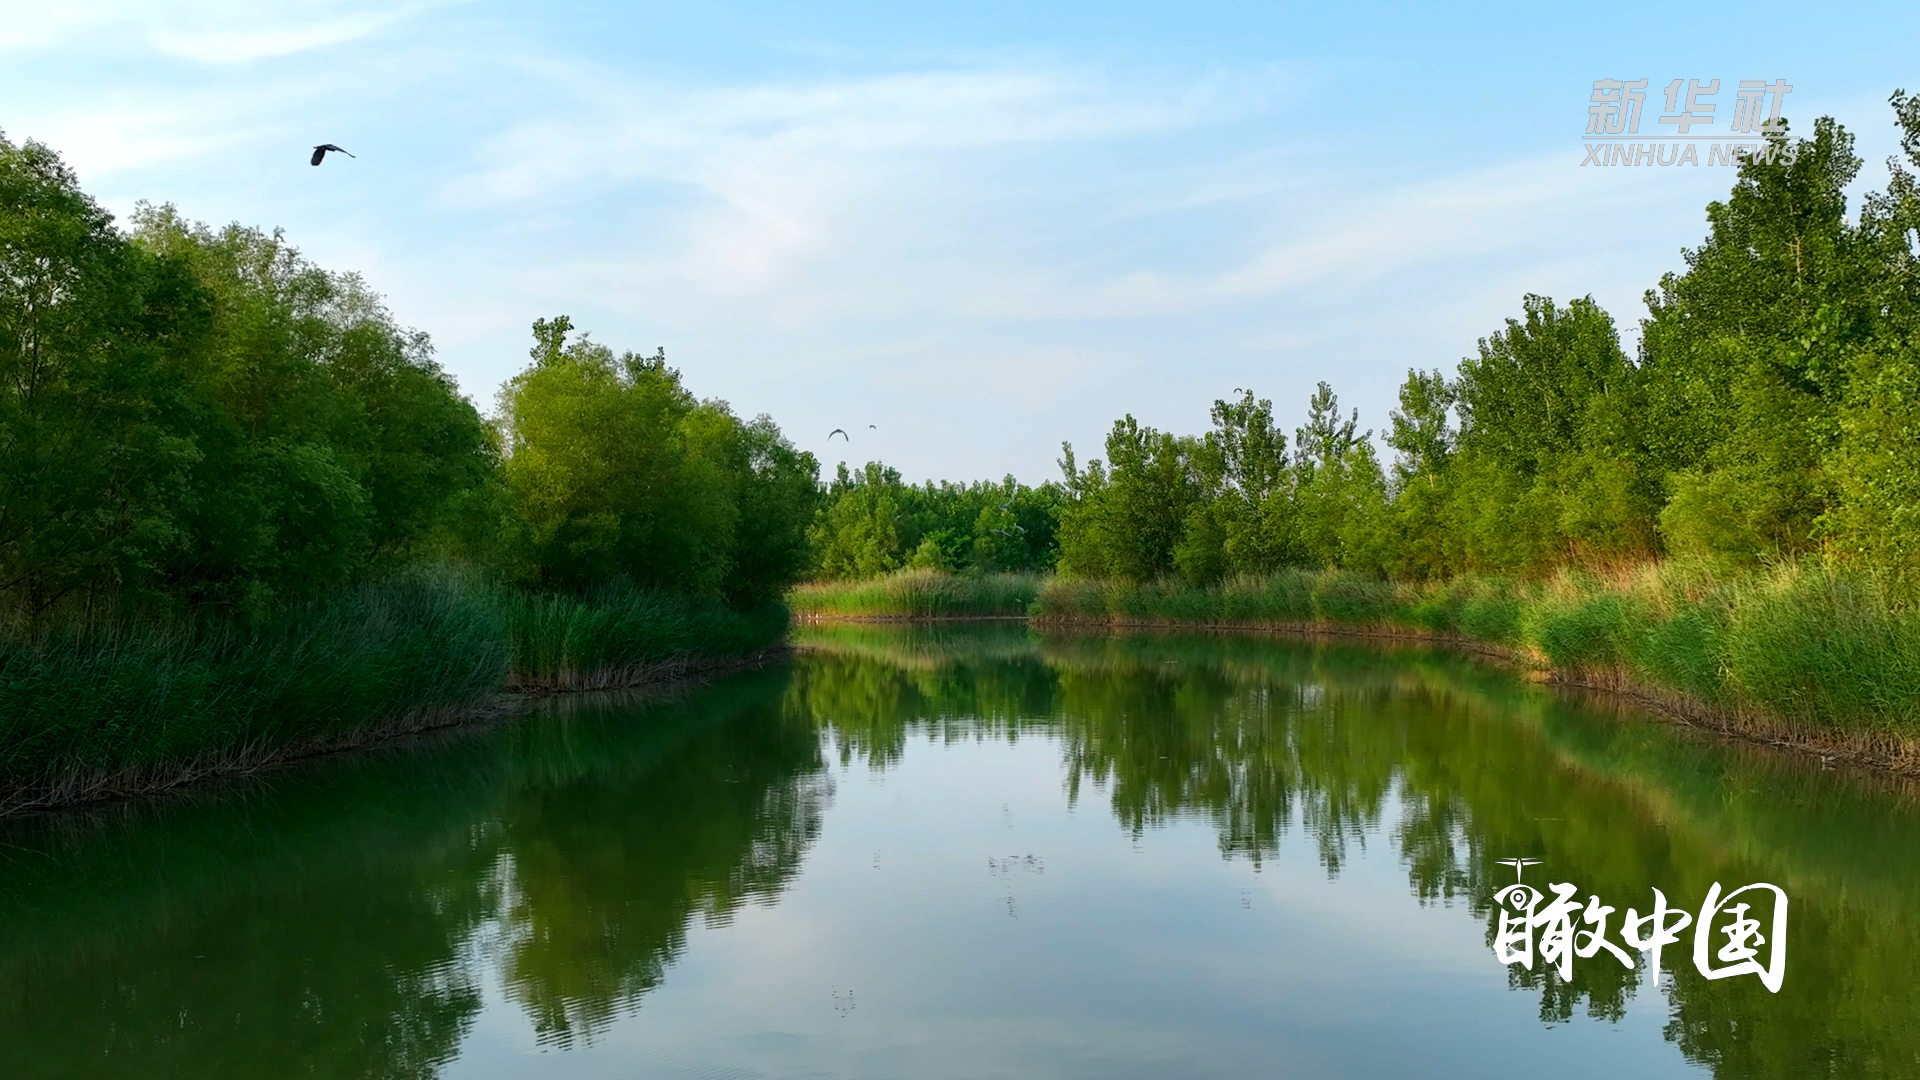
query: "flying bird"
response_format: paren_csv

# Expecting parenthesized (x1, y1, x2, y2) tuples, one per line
(310, 144, 355, 166)
(868, 424, 876, 430)
(829, 429, 848, 441)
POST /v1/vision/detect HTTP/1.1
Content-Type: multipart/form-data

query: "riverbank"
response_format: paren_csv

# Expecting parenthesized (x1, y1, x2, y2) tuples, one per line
(788, 569, 1039, 618)
(791, 565, 1920, 775)
(0, 574, 791, 816)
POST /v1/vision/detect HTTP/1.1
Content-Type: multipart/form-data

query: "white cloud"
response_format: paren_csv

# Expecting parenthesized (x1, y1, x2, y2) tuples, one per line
(0, 0, 441, 61)
(7, 91, 271, 176)
(149, 8, 417, 64)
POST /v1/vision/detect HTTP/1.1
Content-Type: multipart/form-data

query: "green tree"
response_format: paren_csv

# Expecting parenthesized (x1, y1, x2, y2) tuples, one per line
(1451, 295, 1645, 571)
(1818, 91, 1920, 579)
(1057, 416, 1199, 582)
(495, 319, 739, 595)
(130, 205, 496, 609)
(1382, 369, 1456, 578)
(723, 415, 820, 604)
(809, 462, 909, 579)
(1200, 391, 1298, 575)
(1640, 119, 1876, 564)
(0, 134, 205, 625)
(1292, 382, 1386, 570)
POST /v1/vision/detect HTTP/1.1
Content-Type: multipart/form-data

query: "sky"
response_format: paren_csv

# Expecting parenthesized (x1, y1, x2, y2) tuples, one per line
(4, 1, 1917, 484)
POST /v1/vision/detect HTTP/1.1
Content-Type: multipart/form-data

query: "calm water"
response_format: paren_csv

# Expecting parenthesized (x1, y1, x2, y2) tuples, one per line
(3, 624, 1917, 1079)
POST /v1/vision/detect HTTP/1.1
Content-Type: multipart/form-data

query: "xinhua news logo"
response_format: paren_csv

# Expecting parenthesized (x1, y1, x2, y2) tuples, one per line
(1585, 79, 1799, 167)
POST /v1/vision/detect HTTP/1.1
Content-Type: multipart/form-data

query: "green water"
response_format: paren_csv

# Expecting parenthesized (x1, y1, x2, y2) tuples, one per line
(2, 624, 1916, 1079)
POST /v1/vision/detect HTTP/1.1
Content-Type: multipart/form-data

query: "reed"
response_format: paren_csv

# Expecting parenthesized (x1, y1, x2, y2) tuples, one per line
(500, 579, 788, 690)
(788, 569, 1040, 618)
(1033, 562, 1920, 754)
(0, 573, 791, 812)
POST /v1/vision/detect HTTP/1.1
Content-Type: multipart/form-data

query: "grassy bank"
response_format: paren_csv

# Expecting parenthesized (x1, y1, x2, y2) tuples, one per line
(1037, 565, 1920, 769)
(502, 580, 789, 691)
(788, 569, 1040, 618)
(792, 564, 1920, 770)
(0, 575, 789, 814)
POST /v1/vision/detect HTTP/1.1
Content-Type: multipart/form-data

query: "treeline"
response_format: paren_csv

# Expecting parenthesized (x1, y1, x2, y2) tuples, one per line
(494, 315, 815, 604)
(807, 464, 1060, 577)
(1062, 104, 1920, 583)
(0, 131, 818, 801)
(1, 131, 817, 626)
(810, 98, 1920, 588)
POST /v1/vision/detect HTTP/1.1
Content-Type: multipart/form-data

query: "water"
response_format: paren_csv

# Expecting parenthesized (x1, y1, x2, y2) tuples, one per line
(3, 623, 1916, 1079)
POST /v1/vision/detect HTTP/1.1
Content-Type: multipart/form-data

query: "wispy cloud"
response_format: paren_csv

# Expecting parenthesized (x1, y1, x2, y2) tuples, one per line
(0, 0, 442, 62)
(149, 7, 421, 64)
(429, 58, 1315, 327)
(8, 90, 276, 176)
(449, 61, 1305, 202)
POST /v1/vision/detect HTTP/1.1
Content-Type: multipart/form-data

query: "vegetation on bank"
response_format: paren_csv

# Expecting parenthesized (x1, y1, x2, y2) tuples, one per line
(0, 575, 787, 812)
(502, 580, 787, 691)
(0, 132, 813, 809)
(1036, 565, 1920, 754)
(789, 569, 1039, 618)
(789, 563, 1920, 760)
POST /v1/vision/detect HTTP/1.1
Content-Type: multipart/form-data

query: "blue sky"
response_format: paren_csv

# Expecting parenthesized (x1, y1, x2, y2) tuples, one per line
(4, 1, 1916, 483)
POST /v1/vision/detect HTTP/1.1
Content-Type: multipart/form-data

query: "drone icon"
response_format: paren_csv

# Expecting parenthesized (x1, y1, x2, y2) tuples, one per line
(1494, 857, 1543, 883)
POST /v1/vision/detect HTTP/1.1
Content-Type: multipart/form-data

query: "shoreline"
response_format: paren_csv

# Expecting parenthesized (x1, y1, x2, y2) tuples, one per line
(0, 644, 794, 821)
(804, 612, 1920, 779)
(791, 612, 1031, 624)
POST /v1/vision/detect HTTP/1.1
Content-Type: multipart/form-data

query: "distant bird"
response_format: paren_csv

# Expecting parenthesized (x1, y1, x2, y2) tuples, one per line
(310, 144, 354, 166)
(828, 428, 848, 441)
(1494, 857, 1542, 884)
(868, 424, 876, 430)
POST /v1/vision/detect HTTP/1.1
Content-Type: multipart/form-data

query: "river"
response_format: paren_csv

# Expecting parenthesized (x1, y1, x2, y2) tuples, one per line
(2, 623, 1915, 1078)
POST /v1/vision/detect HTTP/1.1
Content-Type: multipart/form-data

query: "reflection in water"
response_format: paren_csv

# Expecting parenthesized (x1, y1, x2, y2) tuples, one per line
(0, 625, 1916, 1078)
(493, 687, 829, 1048)
(788, 623, 1920, 1076)
(0, 669, 826, 1076)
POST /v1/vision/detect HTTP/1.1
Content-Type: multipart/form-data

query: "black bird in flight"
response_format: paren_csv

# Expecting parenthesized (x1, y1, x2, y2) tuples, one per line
(868, 424, 876, 430)
(310, 144, 355, 166)
(829, 429, 848, 441)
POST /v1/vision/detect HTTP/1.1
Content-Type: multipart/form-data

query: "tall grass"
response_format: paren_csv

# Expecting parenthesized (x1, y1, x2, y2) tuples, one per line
(1038, 570, 1394, 628)
(0, 572, 508, 811)
(0, 573, 791, 812)
(1033, 563, 1920, 753)
(788, 569, 1040, 618)
(502, 580, 787, 690)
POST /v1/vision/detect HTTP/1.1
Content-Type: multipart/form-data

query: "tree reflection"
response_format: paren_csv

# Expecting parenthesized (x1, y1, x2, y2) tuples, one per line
(0, 666, 827, 1074)
(492, 686, 829, 1047)
(4, 629, 1918, 1079)
(792, 623, 1920, 1077)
